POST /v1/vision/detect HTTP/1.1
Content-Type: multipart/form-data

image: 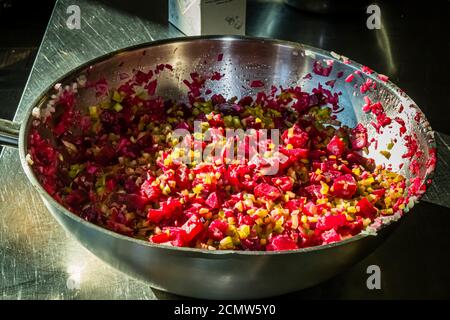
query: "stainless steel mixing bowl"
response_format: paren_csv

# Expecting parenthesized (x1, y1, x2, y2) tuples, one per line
(0, 36, 436, 299)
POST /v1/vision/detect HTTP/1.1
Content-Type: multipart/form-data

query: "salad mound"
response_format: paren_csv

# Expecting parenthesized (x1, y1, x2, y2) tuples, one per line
(28, 65, 410, 251)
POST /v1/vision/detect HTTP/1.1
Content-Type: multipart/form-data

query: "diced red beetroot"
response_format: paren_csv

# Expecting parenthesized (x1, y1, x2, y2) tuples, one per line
(376, 113, 392, 127)
(237, 213, 255, 226)
(105, 178, 116, 192)
(282, 126, 309, 148)
(372, 188, 386, 200)
(147, 208, 165, 223)
(350, 123, 368, 150)
(302, 201, 317, 216)
(181, 215, 204, 244)
(211, 72, 224, 81)
(346, 151, 375, 170)
(325, 79, 336, 88)
(338, 217, 364, 236)
(271, 176, 293, 192)
(150, 232, 173, 244)
(305, 184, 324, 200)
(321, 229, 341, 244)
(285, 198, 304, 212)
(175, 166, 191, 190)
(312, 60, 333, 77)
(140, 179, 161, 201)
(250, 80, 264, 88)
(316, 214, 347, 231)
(254, 183, 281, 201)
(402, 135, 418, 160)
(345, 74, 354, 83)
(150, 228, 188, 247)
(65, 189, 88, 210)
(327, 135, 345, 156)
(211, 94, 226, 105)
(145, 79, 157, 95)
(280, 147, 309, 160)
(241, 237, 262, 251)
(115, 194, 148, 211)
(134, 70, 153, 84)
(378, 74, 389, 82)
(160, 198, 183, 218)
(205, 192, 220, 209)
(95, 145, 116, 166)
(331, 174, 357, 199)
(356, 197, 378, 219)
(266, 235, 299, 251)
(208, 219, 229, 241)
(361, 65, 373, 74)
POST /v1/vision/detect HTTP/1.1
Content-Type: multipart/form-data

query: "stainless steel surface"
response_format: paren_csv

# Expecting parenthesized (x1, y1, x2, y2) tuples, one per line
(0, 0, 447, 300)
(0, 119, 20, 148)
(422, 132, 450, 208)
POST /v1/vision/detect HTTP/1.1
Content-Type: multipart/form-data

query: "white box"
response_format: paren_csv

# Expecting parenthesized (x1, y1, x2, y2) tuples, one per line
(169, 0, 246, 36)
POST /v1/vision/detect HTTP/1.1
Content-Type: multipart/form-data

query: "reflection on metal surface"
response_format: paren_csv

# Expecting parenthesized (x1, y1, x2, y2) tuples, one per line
(375, 20, 397, 75)
(0, 0, 182, 300)
(422, 132, 450, 208)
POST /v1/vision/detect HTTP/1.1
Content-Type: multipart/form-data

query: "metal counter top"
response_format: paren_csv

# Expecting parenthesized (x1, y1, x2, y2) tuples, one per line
(1, 0, 449, 299)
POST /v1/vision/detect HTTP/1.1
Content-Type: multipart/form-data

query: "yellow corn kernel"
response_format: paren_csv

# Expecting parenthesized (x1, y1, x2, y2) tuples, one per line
(363, 218, 372, 227)
(219, 236, 234, 249)
(291, 214, 299, 229)
(286, 191, 296, 199)
(192, 184, 204, 195)
(244, 198, 254, 208)
(238, 225, 250, 239)
(112, 90, 123, 102)
(162, 185, 171, 195)
(345, 213, 355, 221)
(234, 201, 244, 212)
(320, 181, 329, 195)
(352, 167, 361, 176)
(380, 150, 391, 159)
(347, 206, 357, 214)
(384, 197, 392, 208)
(227, 217, 236, 225)
(163, 155, 173, 166)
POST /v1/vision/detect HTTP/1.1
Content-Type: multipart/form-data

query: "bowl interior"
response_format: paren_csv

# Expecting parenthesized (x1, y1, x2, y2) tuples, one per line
(23, 36, 436, 239)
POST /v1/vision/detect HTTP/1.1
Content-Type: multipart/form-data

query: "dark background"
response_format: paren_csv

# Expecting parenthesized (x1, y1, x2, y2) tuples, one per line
(0, 0, 449, 299)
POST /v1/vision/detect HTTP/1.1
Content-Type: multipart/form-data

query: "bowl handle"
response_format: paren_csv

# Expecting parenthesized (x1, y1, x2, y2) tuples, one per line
(0, 119, 20, 148)
(422, 131, 450, 208)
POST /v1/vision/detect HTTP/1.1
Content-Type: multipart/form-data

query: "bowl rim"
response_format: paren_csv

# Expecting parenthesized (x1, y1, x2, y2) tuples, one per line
(18, 35, 437, 257)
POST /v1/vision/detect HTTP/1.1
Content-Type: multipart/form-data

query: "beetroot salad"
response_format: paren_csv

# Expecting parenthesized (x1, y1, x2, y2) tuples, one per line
(27, 65, 411, 251)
